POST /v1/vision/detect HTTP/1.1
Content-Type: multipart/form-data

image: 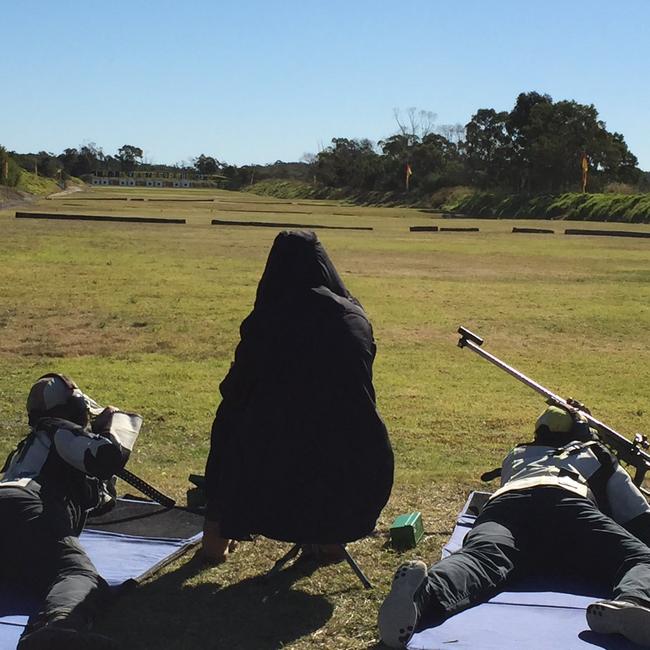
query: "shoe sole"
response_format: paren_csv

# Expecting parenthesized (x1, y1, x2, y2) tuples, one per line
(587, 601, 650, 647)
(378, 560, 427, 648)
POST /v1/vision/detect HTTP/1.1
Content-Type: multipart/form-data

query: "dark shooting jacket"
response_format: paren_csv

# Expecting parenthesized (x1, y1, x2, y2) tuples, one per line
(205, 230, 394, 543)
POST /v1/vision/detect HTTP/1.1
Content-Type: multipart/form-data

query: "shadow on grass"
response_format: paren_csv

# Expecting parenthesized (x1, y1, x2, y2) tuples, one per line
(104, 551, 335, 650)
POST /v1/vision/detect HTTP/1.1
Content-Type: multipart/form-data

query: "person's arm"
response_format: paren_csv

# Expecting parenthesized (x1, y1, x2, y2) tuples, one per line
(605, 462, 650, 526)
(40, 417, 129, 479)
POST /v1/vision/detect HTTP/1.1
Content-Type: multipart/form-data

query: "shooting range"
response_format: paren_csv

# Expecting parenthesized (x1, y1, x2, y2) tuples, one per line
(4, 0, 650, 642)
(2, 184, 650, 650)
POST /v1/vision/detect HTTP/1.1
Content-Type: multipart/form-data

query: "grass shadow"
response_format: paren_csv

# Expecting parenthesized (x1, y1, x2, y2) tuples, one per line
(102, 551, 335, 650)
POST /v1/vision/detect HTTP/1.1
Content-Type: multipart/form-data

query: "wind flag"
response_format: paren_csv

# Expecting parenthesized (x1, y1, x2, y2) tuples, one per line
(580, 152, 589, 193)
(405, 163, 413, 191)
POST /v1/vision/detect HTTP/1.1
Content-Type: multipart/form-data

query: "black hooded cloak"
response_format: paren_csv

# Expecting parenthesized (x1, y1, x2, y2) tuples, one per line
(204, 230, 394, 544)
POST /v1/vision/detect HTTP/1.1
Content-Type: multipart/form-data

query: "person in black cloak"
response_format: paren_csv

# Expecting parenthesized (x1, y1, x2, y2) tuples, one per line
(202, 230, 394, 562)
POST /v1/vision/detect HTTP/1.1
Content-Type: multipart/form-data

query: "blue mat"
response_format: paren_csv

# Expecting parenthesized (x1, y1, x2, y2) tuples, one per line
(0, 499, 202, 649)
(408, 492, 642, 650)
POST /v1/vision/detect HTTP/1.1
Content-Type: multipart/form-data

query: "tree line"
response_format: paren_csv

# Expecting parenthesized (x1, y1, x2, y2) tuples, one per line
(312, 93, 645, 195)
(2, 92, 648, 195)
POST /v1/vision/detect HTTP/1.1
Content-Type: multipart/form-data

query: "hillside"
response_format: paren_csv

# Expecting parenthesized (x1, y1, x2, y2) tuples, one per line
(246, 179, 650, 223)
(0, 172, 85, 211)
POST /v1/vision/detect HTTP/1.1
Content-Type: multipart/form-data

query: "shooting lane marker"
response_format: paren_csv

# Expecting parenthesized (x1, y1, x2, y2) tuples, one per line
(222, 207, 313, 215)
(47, 196, 128, 201)
(565, 229, 650, 239)
(146, 197, 215, 202)
(213, 198, 295, 206)
(16, 212, 185, 224)
(211, 218, 372, 231)
(512, 227, 555, 234)
(409, 226, 439, 232)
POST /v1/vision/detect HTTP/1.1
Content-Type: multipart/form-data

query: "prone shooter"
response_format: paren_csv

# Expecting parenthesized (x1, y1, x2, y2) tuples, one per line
(0, 373, 142, 650)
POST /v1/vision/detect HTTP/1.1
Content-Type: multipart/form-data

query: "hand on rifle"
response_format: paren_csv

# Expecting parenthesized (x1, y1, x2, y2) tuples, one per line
(91, 406, 120, 437)
(566, 398, 592, 416)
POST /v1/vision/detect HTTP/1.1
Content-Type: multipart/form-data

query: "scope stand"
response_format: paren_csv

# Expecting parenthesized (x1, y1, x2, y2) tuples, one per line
(266, 543, 373, 589)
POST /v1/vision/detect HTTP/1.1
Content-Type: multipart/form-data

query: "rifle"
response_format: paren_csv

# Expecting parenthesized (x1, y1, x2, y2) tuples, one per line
(117, 467, 175, 509)
(457, 326, 650, 490)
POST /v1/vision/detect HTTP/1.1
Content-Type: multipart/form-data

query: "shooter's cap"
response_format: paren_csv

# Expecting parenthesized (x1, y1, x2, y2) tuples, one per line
(26, 373, 89, 427)
(535, 405, 574, 434)
(534, 405, 596, 444)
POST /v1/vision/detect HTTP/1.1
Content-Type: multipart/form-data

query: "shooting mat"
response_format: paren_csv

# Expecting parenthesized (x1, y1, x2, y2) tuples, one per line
(408, 492, 642, 650)
(0, 498, 202, 648)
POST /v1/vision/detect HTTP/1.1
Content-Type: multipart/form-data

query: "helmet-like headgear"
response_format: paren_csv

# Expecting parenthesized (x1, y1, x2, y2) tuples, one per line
(26, 373, 89, 427)
(534, 405, 596, 445)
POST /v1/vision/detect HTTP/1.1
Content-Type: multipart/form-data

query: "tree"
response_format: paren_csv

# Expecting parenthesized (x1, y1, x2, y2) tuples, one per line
(518, 99, 638, 192)
(117, 144, 143, 171)
(193, 154, 220, 175)
(37, 151, 61, 179)
(464, 109, 513, 188)
(0, 146, 21, 186)
(315, 138, 384, 190)
(393, 107, 437, 142)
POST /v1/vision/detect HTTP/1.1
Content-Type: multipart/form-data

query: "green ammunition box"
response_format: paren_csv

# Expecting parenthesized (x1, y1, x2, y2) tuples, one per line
(389, 512, 424, 549)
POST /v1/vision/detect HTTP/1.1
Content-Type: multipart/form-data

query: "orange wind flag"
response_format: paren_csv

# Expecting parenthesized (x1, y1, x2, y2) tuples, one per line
(581, 152, 589, 193)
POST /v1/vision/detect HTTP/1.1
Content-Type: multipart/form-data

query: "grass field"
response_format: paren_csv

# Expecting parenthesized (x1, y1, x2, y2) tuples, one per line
(2, 186, 650, 649)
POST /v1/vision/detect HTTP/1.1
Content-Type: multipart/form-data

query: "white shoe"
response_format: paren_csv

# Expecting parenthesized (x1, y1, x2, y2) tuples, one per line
(587, 599, 650, 647)
(378, 560, 427, 648)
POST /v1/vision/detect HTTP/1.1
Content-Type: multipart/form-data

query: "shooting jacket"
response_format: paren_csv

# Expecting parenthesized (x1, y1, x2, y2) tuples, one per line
(495, 440, 650, 525)
(1, 418, 129, 534)
(205, 230, 394, 543)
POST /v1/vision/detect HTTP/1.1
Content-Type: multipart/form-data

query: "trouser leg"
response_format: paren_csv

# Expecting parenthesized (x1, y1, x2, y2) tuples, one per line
(418, 491, 530, 618)
(418, 487, 650, 623)
(31, 535, 109, 632)
(420, 519, 519, 617)
(551, 494, 650, 603)
(0, 488, 109, 633)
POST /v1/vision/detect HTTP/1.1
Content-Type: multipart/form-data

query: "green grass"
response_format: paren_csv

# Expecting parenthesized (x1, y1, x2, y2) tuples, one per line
(2, 186, 650, 648)
(15, 169, 63, 195)
(448, 191, 650, 222)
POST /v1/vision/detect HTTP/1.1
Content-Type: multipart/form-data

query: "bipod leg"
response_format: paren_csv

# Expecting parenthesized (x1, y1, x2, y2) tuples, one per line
(340, 545, 372, 589)
(266, 544, 301, 578)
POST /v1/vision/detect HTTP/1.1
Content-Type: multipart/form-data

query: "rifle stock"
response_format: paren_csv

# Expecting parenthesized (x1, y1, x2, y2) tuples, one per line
(457, 326, 650, 488)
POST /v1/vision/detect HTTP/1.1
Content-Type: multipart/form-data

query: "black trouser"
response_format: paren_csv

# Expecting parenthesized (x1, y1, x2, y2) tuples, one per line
(0, 487, 108, 634)
(420, 487, 650, 618)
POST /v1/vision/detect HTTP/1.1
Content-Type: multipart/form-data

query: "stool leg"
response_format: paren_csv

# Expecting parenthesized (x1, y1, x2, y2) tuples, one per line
(266, 544, 302, 577)
(340, 545, 372, 589)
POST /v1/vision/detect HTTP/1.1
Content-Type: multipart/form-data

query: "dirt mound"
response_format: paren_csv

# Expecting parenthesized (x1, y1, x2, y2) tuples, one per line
(0, 186, 35, 210)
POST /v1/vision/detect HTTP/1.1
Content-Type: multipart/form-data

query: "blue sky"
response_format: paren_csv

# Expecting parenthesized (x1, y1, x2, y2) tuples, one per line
(3, 0, 649, 169)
